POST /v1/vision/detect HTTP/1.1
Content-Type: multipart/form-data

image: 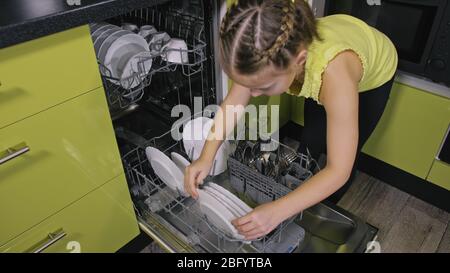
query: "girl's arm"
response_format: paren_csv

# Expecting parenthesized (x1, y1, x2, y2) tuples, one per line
(233, 51, 362, 240)
(184, 82, 252, 198)
(199, 82, 253, 164)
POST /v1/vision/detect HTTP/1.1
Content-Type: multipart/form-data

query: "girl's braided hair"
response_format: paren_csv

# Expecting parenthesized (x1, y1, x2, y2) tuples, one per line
(219, 0, 321, 75)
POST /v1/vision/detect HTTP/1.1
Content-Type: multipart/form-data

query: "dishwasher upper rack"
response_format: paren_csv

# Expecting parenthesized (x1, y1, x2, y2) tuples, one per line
(99, 35, 207, 110)
(98, 4, 209, 111)
(122, 145, 298, 253)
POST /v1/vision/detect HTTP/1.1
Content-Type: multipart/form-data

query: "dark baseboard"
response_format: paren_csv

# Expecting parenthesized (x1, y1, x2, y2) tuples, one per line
(280, 121, 450, 213)
(116, 231, 153, 253)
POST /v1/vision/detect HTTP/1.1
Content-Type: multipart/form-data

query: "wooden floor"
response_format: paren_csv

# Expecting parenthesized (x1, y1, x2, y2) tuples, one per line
(338, 171, 449, 253)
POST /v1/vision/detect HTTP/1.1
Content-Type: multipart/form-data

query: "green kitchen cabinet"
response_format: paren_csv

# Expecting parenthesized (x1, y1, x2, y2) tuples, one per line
(427, 160, 450, 191)
(290, 96, 305, 127)
(0, 25, 139, 251)
(0, 87, 127, 246)
(0, 25, 102, 129)
(0, 174, 139, 253)
(362, 81, 450, 179)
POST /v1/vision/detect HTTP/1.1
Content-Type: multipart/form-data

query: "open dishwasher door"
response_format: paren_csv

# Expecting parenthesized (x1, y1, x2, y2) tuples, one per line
(115, 116, 377, 253)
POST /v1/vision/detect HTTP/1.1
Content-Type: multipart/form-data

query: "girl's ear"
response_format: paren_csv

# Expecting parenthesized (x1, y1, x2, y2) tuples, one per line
(295, 49, 308, 67)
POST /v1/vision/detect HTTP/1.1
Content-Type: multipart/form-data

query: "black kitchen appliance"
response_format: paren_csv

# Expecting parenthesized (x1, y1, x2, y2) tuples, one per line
(324, 0, 450, 86)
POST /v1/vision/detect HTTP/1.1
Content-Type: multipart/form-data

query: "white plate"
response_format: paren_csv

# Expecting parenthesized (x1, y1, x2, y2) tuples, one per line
(103, 32, 149, 79)
(109, 43, 147, 88)
(145, 146, 159, 161)
(171, 152, 190, 172)
(209, 183, 252, 214)
(204, 186, 244, 217)
(145, 147, 187, 196)
(118, 50, 153, 89)
(198, 189, 244, 240)
(93, 26, 120, 54)
(91, 24, 112, 38)
(92, 25, 117, 45)
(97, 29, 129, 65)
(90, 22, 107, 34)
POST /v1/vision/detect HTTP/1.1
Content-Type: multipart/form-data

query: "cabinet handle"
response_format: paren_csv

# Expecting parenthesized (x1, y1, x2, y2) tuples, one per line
(0, 142, 30, 165)
(436, 124, 450, 161)
(30, 229, 67, 253)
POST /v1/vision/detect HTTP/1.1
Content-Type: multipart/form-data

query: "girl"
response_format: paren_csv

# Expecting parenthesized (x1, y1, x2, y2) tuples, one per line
(184, 0, 398, 240)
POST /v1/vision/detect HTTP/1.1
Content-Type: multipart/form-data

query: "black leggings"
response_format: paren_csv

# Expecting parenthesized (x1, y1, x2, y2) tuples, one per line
(299, 76, 395, 204)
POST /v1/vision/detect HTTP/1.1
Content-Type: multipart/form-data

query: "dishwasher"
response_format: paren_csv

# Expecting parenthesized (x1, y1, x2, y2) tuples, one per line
(92, 0, 378, 253)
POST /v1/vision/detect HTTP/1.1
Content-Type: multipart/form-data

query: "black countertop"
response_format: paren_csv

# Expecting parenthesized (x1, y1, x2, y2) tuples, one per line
(0, 0, 169, 49)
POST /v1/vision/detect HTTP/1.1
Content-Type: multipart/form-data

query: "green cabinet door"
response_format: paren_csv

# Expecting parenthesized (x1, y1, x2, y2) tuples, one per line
(0, 87, 125, 245)
(427, 160, 450, 191)
(290, 96, 305, 127)
(0, 174, 139, 253)
(362, 81, 450, 179)
(0, 26, 102, 129)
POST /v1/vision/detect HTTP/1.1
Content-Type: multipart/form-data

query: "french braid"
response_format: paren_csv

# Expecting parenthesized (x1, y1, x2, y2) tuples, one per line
(219, 0, 321, 75)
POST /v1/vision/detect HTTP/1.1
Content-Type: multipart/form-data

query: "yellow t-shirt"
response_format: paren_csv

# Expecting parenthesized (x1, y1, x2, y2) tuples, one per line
(288, 14, 398, 104)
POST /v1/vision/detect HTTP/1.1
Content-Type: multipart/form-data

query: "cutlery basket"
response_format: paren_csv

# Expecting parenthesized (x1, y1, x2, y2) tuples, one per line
(228, 142, 315, 205)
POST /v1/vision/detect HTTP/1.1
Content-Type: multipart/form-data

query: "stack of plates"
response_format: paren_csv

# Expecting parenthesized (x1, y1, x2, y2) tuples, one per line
(145, 145, 253, 240)
(89, 22, 152, 89)
(198, 183, 252, 240)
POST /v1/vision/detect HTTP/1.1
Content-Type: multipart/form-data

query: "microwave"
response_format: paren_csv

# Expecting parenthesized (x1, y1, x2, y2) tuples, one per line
(311, 0, 450, 86)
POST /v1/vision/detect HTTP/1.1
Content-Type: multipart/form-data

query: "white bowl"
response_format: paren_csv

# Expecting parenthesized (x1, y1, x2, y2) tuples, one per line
(139, 25, 158, 40)
(121, 23, 139, 33)
(163, 38, 189, 64)
(148, 32, 171, 54)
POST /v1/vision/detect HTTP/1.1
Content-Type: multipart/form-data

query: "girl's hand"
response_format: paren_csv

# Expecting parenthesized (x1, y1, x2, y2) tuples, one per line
(184, 158, 212, 199)
(232, 202, 285, 241)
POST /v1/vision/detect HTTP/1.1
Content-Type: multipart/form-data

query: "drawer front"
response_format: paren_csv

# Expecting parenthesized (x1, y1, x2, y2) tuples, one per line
(362, 82, 450, 179)
(0, 88, 124, 245)
(427, 160, 450, 191)
(0, 25, 102, 129)
(0, 174, 139, 253)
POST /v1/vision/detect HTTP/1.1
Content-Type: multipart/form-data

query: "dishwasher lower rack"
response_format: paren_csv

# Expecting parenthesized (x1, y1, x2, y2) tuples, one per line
(121, 143, 305, 253)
